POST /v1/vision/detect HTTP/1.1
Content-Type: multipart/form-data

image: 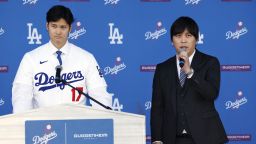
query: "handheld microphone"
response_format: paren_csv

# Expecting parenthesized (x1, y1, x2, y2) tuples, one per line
(179, 58, 185, 68)
(55, 65, 62, 83)
(178, 47, 186, 68)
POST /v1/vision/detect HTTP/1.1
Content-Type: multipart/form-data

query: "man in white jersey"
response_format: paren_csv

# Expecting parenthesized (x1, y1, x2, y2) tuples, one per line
(12, 5, 112, 113)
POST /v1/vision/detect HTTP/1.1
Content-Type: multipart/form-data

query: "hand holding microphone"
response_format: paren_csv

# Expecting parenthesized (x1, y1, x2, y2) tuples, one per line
(178, 47, 193, 76)
(178, 47, 187, 68)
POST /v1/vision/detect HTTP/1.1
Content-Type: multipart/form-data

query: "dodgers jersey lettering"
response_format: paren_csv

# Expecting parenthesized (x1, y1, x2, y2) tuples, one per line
(12, 41, 112, 113)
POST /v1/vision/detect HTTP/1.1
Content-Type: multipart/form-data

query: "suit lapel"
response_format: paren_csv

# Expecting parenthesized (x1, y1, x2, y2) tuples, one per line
(191, 49, 204, 72)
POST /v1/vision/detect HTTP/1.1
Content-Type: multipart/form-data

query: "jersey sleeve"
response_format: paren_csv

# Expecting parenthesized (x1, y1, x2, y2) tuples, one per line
(12, 53, 34, 113)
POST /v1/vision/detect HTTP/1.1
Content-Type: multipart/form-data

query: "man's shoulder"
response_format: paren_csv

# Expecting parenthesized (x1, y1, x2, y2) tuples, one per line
(197, 50, 219, 62)
(194, 50, 220, 69)
(69, 43, 93, 57)
(157, 56, 176, 68)
(24, 43, 49, 58)
(29, 43, 47, 51)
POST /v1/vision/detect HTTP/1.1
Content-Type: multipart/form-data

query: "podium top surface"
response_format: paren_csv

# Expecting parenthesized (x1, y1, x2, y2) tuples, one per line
(0, 103, 145, 120)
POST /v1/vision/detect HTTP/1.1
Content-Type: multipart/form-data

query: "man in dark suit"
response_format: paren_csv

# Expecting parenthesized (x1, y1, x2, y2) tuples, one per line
(150, 16, 228, 144)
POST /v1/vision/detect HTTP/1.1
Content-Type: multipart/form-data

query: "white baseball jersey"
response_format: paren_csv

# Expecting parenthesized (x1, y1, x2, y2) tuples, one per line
(12, 41, 112, 113)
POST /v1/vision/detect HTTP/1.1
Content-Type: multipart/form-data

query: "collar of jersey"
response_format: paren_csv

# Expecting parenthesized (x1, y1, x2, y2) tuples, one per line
(47, 41, 70, 56)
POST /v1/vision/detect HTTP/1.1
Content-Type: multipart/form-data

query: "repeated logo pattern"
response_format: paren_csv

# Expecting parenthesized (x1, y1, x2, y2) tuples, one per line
(27, 23, 42, 45)
(0, 1, 254, 143)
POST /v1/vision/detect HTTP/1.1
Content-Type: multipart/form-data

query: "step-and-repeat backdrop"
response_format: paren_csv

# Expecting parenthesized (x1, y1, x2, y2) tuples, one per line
(0, 0, 255, 143)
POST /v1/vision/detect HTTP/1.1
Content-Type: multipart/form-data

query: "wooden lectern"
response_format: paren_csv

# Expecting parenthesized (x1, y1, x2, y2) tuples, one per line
(0, 104, 145, 144)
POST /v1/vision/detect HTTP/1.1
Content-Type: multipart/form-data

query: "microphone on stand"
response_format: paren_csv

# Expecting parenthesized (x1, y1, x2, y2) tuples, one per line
(55, 65, 62, 84)
(54, 65, 112, 110)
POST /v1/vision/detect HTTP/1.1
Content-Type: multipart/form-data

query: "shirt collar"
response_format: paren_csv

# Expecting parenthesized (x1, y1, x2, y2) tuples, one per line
(48, 41, 70, 55)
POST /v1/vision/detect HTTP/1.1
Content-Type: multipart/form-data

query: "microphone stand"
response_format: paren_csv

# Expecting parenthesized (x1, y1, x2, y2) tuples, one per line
(59, 79, 112, 110)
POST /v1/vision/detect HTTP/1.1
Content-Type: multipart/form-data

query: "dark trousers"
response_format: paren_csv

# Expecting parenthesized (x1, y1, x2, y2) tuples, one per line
(176, 135, 196, 144)
(175, 136, 225, 144)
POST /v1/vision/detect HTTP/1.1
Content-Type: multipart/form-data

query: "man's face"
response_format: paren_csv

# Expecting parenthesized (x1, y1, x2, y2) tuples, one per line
(172, 29, 197, 57)
(46, 18, 71, 49)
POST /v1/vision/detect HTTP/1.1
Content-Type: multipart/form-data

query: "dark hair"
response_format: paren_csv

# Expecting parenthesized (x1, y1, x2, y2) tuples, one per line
(46, 5, 74, 26)
(170, 16, 199, 41)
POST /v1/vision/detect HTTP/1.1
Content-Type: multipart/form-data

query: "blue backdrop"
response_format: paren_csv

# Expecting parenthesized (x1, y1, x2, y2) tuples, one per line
(0, 0, 255, 143)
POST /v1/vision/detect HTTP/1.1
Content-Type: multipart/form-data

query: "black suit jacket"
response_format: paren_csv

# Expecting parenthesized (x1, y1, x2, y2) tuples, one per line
(151, 50, 228, 144)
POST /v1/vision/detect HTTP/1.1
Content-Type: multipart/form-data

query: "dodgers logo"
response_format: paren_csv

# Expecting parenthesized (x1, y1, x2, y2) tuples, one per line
(185, 0, 201, 5)
(112, 98, 123, 111)
(225, 90, 248, 109)
(145, 101, 151, 110)
(0, 98, 4, 106)
(109, 23, 123, 44)
(145, 21, 167, 40)
(104, 0, 120, 5)
(32, 124, 58, 144)
(27, 23, 42, 44)
(68, 21, 86, 39)
(34, 71, 84, 91)
(23, 0, 38, 5)
(0, 27, 4, 36)
(104, 57, 126, 75)
(197, 31, 204, 44)
(226, 21, 248, 40)
(96, 66, 104, 77)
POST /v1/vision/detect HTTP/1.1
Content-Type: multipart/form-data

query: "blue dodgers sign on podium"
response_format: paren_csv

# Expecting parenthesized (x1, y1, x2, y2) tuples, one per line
(25, 119, 113, 144)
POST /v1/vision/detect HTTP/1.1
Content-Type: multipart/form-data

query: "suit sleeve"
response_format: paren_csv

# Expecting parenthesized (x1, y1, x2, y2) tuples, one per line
(150, 64, 163, 142)
(189, 57, 220, 101)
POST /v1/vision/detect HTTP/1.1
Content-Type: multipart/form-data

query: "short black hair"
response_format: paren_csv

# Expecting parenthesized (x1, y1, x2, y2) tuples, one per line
(46, 5, 74, 26)
(170, 16, 199, 41)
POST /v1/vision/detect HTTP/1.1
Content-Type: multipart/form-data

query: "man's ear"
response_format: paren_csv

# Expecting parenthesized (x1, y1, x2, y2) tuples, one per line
(46, 23, 49, 31)
(69, 25, 72, 33)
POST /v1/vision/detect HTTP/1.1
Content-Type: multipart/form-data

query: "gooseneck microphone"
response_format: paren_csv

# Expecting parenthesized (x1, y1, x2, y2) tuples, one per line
(55, 65, 62, 83)
(54, 65, 112, 110)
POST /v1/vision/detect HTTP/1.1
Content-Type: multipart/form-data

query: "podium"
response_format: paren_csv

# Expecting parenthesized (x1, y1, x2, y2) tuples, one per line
(0, 104, 145, 144)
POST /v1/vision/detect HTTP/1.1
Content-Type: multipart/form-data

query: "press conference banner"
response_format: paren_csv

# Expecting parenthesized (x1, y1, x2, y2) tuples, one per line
(0, 0, 255, 143)
(25, 119, 113, 144)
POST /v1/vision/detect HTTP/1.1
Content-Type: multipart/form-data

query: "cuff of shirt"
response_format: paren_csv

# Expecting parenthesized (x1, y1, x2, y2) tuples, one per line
(152, 141, 163, 144)
(187, 68, 194, 79)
